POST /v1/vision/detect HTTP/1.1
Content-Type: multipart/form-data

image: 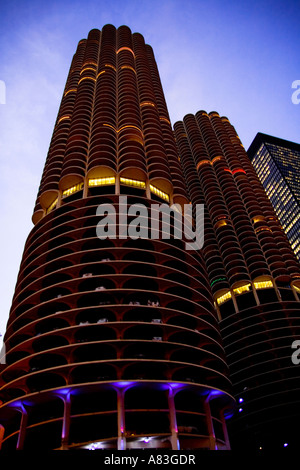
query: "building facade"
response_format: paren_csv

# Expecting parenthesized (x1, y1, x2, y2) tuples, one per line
(248, 133, 300, 262)
(1, 25, 300, 453)
(0, 26, 234, 451)
(174, 112, 300, 450)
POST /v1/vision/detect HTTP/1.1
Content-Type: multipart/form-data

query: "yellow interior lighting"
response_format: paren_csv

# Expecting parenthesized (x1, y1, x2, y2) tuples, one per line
(121, 65, 136, 73)
(254, 280, 273, 290)
(215, 219, 228, 229)
(83, 61, 97, 67)
(96, 71, 106, 78)
(80, 67, 97, 75)
(58, 115, 70, 123)
(212, 156, 222, 164)
(120, 177, 146, 189)
(233, 283, 251, 295)
(150, 184, 169, 202)
(253, 215, 265, 223)
(160, 117, 171, 124)
(88, 177, 116, 187)
(140, 101, 155, 108)
(78, 76, 96, 84)
(46, 197, 58, 214)
(62, 182, 84, 198)
(116, 47, 135, 57)
(64, 89, 77, 97)
(105, 64, 116, 71)
(196, 160, 211, 170)
(216, 291, 232, 305)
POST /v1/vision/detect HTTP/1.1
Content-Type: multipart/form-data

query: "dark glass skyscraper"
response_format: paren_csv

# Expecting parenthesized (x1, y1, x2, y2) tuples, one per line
(248, 133, 300, 262)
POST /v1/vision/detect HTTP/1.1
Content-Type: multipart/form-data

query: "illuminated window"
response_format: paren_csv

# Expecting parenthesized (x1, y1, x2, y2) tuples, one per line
(150, 184, 169, 202)
(212, 156, 222, 164)
(118, 125, 143, 135)
(116, 47, 135, 57)
(78, 76, 96, 84)
(46, 198, 58, 214)
(121, 65, 136, 73)
(88, 177, 116, 187)
(62, 182, 84, 198)
(64, 89, 77, 97)
(253, 215, 265, 224)
(83, 61, 97, 67)
(255, 226, 272, 233)
(97, 71, 106, 78)
(103, 123, 116, 131)
(159, 117, 171, 124)
(254, 280, 273, 289)
(216, 291, 232, 305)
(140, 101, 155, 108)
(196, 160, 211, 170)
(233, 284, 251, 295)
(105, 64, 116, 71)
(120, 177, 146, 189)
(80, 67, 97, 75)
(58, 115, 70, 124)
(215, 219, 228, 229)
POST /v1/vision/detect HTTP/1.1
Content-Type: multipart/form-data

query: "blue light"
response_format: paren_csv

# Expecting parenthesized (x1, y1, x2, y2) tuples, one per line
(239, 397, 243, 403)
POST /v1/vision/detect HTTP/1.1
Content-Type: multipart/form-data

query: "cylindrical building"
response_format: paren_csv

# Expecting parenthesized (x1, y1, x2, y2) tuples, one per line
(0, 26, 234, 451)
(174, 111, 300, 451)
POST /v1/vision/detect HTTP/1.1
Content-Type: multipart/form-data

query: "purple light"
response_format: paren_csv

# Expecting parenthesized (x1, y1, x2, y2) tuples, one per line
(112, 381, 134, 389)
(239, 398, 243, 403)
(170, 383, 184, 390)
(238, 408, 243, 412)
(57, 388, 71, 396)
(284, 443, 288, 447)
(208, 390, 224, 398)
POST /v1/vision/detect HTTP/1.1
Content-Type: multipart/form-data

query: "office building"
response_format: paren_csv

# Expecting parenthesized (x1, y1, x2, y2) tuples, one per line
(248, 133, 300, 261)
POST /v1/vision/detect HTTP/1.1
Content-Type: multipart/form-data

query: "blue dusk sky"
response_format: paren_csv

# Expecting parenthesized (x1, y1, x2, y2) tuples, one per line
(0, 0, 299, 348)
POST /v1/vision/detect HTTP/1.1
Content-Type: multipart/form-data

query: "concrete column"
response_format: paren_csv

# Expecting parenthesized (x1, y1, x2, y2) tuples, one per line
(16, 407, 28, 450)
(83, 177, 89, 198)
(204, 398, 217, 450)
(61, 393, 71, 449)
(252, 283, 261, 306)
(273, 279, 282, 302)
(115, 174, 120, 195)
(220, 409, 231, 450)
(117, 390, 126, 450)
(231, 292, 239, 313)
(168, 388, 180, 450)
(146, 180, 151, 199)
(291, 284, 300, 301)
